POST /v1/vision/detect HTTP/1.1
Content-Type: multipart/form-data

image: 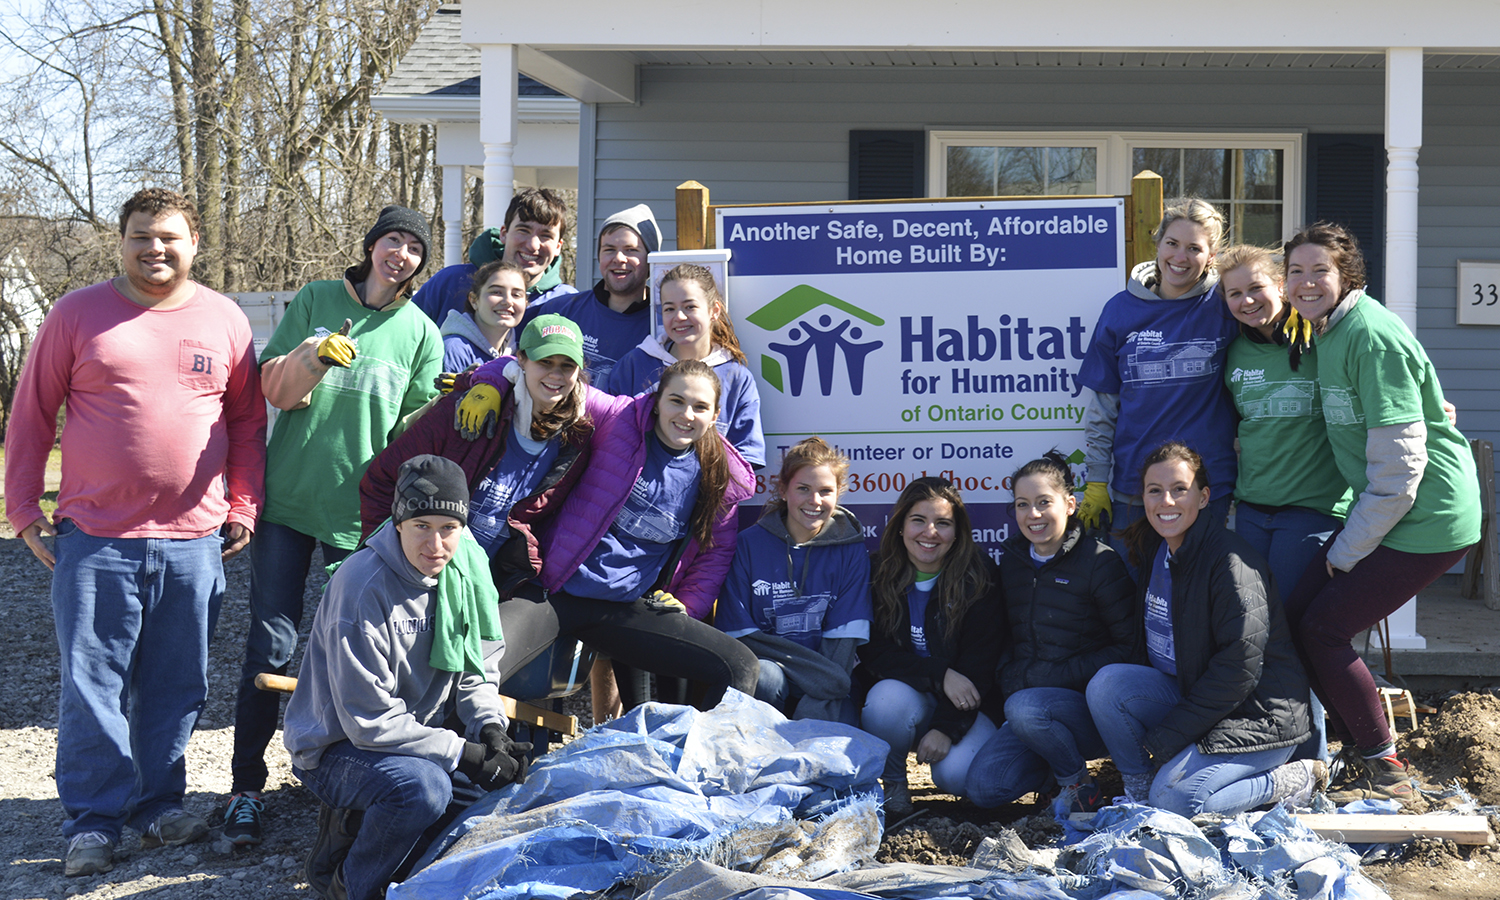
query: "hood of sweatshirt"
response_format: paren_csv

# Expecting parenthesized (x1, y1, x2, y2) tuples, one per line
(632, 333, 734, 368)
(438, 309, 511, 359)
(757, 505, 866, 548)
(368, 520, 440, 593)
(1126, 259, 1220, 303)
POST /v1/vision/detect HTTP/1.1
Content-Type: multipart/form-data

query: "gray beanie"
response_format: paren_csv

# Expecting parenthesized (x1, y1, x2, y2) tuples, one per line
(600, 203, 661, 254)
(364, 205, 432, 277)
(393, 455, 468, 525)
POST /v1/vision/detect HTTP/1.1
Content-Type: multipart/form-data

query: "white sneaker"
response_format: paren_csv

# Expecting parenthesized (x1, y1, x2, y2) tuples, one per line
(65, 831, 114, 877)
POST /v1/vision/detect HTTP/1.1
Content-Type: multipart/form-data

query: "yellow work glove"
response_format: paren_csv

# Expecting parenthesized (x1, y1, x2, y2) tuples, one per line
(1282, 306, 1313, 353)
(434, 372, 458, 395)
(454, 383, 502, 441)
(1078, 482, 1112, 530)
(643, 590, 686, 614)
(317, 318, 356, 368)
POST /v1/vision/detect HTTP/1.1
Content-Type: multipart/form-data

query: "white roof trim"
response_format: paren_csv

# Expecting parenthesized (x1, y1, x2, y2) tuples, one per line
(371, 95, 580, 125)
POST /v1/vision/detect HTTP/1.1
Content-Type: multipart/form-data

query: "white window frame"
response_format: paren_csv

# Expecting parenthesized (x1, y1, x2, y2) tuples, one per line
(929, 130, 1304, 242)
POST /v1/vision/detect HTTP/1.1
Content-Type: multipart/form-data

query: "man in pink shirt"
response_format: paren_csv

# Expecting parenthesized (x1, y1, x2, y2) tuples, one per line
(4, 188, 267, 878)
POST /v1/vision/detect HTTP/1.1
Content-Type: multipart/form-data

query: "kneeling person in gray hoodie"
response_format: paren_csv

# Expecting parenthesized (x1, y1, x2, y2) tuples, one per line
(283, 455, 526, 900)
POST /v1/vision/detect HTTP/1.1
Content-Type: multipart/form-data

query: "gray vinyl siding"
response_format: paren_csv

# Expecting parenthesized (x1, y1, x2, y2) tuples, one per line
(588, 63, 1500, 474)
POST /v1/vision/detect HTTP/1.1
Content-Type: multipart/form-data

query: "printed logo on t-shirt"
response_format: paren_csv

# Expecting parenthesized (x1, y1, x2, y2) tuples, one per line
(1319, 384, 1365, 427)
(759, 581, 831, 640)
(613, 476, 689, 543)
(392, 615, 435, 636)
(1235, 375, 1319, 420)
(178, 339, 228, 392)
(1123, 333, 1223, 387)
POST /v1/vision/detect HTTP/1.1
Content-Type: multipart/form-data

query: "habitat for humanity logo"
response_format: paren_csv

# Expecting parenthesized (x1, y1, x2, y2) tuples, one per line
(745, 285, 884, 396)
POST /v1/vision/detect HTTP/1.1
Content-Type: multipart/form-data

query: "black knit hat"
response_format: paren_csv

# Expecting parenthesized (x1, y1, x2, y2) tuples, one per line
(364, 205, 432, 277)
(393, 455, 468, 525)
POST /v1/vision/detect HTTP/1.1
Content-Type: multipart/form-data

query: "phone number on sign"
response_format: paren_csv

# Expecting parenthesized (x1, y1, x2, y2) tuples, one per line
(752, 470, 1011, 498)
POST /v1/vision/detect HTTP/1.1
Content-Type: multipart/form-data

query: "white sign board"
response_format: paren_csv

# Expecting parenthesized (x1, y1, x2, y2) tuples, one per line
(719, 197, 1125, 557)
(1457, 260, 1500, 326)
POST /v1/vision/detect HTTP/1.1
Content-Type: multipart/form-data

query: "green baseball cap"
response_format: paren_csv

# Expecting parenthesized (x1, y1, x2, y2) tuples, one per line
(519, 314, 585, 368)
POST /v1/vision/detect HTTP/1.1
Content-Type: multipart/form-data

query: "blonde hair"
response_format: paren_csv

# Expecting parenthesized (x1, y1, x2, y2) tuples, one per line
(1217, 244, 1280, 282)
(1153, 197, 1227, 255)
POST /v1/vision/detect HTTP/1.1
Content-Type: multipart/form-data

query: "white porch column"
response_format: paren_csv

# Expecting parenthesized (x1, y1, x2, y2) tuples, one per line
(480, 43, 519, 228)
(1383, 48, 1426, 650)
(441, 164, 464, 267)
(1385, 47, 1423, 333)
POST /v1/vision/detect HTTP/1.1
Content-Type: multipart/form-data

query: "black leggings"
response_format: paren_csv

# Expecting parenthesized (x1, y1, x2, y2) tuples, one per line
(495, 584, 759, 710)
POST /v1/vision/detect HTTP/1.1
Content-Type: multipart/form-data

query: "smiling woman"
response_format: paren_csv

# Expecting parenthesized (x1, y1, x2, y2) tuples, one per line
(1087, 440, 1320, 817)
(228, 203, 444, 845)
(855, 476, 1002, 817)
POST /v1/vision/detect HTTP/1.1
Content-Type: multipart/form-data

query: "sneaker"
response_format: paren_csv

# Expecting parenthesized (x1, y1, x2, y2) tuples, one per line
(141, 808, 209, 849)
(1270, 759, 1329, 809)
(305, 804, 361, 898)
(1327, 754, 1416, 804)
(1327, 745, 1363, 789)
(1056, 780, 1105, 815)
(64, 831, 114, 877)
(223, 791, 265, 847)
(882, 781, 914, 819)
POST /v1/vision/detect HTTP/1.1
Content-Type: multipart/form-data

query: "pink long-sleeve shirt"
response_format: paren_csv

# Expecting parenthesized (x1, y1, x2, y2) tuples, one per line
(4, 280, 267, 539)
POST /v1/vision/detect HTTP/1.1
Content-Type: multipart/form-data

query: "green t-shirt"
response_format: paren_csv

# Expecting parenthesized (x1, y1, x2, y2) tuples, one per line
(1314, 293, 1480, 555)
(1225, 334, 1351, 518)
(261, 279, 442, 548)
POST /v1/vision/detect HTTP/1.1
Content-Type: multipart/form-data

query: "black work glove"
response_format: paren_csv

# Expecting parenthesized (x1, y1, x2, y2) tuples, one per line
(479, 723, 532, 786)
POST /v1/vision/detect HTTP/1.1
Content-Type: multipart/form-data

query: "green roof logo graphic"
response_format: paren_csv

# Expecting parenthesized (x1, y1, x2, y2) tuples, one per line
(746, 285, 885, 396)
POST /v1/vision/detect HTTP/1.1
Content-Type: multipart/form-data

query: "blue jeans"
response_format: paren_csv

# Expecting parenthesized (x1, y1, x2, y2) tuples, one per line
(755, 659, 858, 725)
(232, 520, 351, 793)
(1087, 663, 1292, 816)
(1233, 502, 1338, 762)
(294, 742, 484, 900)
(966, 687, 1107, 807)
(860, 679, 990, 793)
(51, 519, 225, 839)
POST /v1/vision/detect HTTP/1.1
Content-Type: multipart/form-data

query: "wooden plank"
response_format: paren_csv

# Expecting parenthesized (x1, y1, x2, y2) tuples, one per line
(500, 696, 579, 737)
(1130, 171, 1163, 270)
(1294, 814, 1493, 846)
(676, 180, 710, 251)
(254, 673, 578, 737)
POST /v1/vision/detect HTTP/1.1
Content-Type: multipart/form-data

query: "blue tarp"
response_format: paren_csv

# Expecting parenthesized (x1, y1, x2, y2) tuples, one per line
(387, 692, 1395, 900)
(389, 691, 890, 900)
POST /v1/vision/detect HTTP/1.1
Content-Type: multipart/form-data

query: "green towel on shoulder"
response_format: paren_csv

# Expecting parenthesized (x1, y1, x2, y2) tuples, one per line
(429, 528, 503, 675)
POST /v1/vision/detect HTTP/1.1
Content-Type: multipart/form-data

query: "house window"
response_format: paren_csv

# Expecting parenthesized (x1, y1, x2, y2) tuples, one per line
(931, 132, 1301, 246)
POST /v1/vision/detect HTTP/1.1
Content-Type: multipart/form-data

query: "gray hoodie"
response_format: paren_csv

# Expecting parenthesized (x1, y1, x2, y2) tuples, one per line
(284, 522, 508, 771)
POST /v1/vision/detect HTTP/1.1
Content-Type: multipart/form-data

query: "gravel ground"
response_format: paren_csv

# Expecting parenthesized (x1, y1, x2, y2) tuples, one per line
(5, 531, 1500, 900)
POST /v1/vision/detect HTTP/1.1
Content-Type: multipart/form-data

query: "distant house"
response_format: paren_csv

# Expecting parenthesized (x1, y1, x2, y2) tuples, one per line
(382, 0, 1500, 511)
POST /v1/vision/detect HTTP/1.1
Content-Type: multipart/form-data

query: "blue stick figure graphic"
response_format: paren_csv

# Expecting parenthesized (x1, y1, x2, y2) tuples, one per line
(767, 326, 817, 396)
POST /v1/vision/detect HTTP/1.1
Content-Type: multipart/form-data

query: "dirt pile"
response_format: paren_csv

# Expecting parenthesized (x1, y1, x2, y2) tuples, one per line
(1401, 690, 1500, 805)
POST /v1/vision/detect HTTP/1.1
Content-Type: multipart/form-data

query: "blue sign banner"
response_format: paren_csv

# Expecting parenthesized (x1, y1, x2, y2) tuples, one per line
(723, 205, 1118, 276)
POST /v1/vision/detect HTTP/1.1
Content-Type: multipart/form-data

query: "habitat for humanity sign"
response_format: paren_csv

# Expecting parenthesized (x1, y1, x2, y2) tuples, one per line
(719, 197, 1124, 558)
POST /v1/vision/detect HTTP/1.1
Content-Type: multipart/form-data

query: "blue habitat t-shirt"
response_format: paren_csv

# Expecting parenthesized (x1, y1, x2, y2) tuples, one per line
(1144, 543, 1177, 676)
(564, 434, 700, 602)
(906, 574, 939, 658)
(1079, 288, 1239, 499)
(468, 423, 561, 556)
(524, 287, 648, 385)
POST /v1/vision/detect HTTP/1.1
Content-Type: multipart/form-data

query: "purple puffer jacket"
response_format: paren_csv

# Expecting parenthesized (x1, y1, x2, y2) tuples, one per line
(477, 360, 754, 618)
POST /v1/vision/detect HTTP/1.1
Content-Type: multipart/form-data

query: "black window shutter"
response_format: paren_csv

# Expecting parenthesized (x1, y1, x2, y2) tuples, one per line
(849, 130, 926, 201)
(1305, 134, 1386, 300)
